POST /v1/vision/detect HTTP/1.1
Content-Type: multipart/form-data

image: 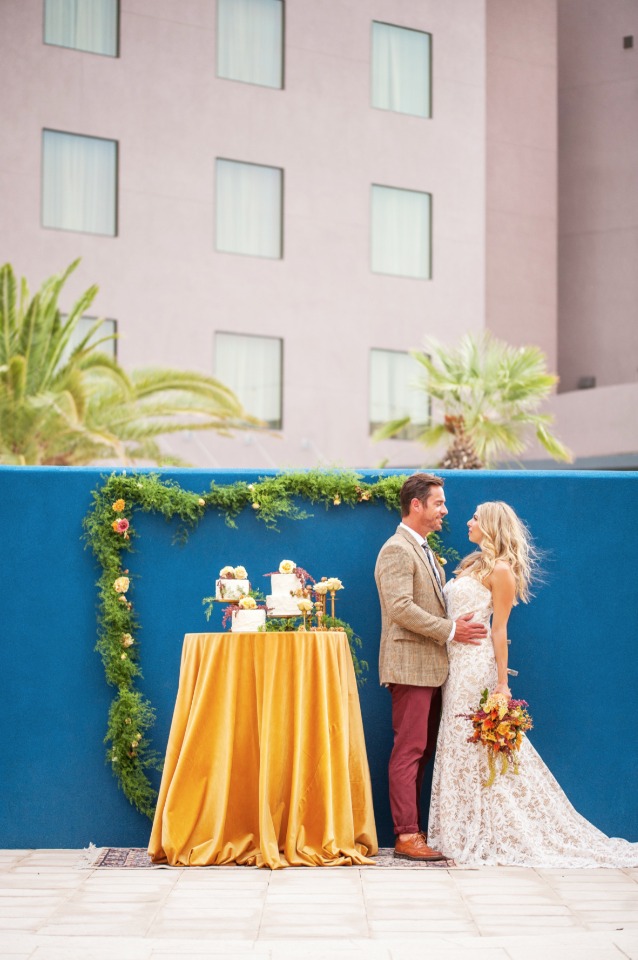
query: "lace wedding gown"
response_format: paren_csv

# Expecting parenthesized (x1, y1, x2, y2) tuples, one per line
(427, 576, 638, 867)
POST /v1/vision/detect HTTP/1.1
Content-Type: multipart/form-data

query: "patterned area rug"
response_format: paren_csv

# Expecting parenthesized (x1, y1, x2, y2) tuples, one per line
(89, 847, 456, 869)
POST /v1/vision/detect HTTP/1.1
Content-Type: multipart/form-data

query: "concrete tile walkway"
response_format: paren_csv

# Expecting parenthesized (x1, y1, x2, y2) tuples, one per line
(0, 850, 637, 959)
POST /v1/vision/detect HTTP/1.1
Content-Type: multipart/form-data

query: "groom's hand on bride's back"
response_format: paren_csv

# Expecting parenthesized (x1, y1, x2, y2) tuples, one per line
(453, 613, 486, 645)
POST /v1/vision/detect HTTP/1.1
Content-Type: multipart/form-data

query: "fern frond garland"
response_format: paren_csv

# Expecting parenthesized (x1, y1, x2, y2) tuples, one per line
(83, 469, 456, 819)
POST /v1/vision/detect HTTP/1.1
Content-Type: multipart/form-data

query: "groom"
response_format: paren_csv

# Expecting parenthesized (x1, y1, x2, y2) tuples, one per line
(375, 473, 486, 861)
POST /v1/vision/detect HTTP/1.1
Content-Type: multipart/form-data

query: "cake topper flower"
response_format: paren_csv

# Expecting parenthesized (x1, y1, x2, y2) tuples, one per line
(238, 596, 257, 610)
(279, 559, 296, 575)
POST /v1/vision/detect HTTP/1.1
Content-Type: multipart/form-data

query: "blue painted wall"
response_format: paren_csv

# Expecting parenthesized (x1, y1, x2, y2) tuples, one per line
(1, 466, 636, 849)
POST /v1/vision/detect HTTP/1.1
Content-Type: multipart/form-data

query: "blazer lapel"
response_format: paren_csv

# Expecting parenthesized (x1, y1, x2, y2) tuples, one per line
(396, 526, 446, 606)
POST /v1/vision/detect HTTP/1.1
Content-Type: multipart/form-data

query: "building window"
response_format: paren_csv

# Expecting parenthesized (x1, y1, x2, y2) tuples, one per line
(63, 316, 117, 362)
(214, 332, 283, 428)
(371, 184, 431, 279)
(369, 349, 430, 440)
(371, 21, 431, 118)
(215, 159, 283, 259)
(43, 0, 119, 57)
(217, 0, 284, 89)
(42, 130, 118, 236)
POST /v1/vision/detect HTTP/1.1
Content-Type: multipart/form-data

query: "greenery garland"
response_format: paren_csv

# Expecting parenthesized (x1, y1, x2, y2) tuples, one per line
(83, 469, 455, 819)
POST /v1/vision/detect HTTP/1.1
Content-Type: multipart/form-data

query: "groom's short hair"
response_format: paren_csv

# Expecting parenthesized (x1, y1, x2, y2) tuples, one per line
(400, 473, 445, 516)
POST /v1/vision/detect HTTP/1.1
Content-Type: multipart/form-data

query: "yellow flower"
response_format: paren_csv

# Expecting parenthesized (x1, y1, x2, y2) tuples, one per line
(219, 565, 235, 578)
(333, 496, 341, 505)
(234, 565, 248, 580)
(297, 598, 313, 612)
(124, 718, 132, 725)
(121, 634, 134, 647)
(325, 577, 343, 591)
(252, 502, 260, 510)
(238, 596, 257, 609)
(198, 498, 205, 506)
(113, 576, 130, 593)
(120, 653, 127, 660)
(279, 560, 296, 575)
(112, 499, 126, 512)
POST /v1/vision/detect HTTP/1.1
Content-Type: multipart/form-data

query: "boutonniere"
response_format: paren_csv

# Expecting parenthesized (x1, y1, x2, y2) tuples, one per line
(435, 554, 447, 566)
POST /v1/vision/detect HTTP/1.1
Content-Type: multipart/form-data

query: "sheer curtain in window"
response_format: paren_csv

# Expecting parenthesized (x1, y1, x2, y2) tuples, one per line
(44, 0, 119, 56)
(215, 332, 282, 428)
(371, 185, 431, 279)
(369, 349, 429, 439)
(216, 159, 282, 259)
(371, 22, 431, 118)
(42, 130, 117, 236)
(217, 0, 283, 88)
(62, 317, 117, 363)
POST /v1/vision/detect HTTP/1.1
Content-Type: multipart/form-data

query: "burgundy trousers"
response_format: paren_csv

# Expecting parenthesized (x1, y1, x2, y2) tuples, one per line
(388, 683, 442, 836)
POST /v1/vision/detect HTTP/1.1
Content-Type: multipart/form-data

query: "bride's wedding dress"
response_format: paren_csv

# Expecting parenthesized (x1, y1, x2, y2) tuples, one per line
(427, 576, 638, 867)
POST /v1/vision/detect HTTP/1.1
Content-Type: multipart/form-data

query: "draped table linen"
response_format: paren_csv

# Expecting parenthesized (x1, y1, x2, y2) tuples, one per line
(148, 631, 378, 868)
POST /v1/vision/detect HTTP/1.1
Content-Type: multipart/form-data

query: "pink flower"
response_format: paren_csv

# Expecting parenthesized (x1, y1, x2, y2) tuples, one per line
(113, 518, 130, 534)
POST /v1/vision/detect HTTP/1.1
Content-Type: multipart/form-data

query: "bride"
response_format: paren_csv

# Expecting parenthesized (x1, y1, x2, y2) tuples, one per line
(427, 501, 638, 867)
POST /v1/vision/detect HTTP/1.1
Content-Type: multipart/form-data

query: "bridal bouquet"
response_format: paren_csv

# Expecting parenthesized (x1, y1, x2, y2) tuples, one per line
(460, 689, 533, 788)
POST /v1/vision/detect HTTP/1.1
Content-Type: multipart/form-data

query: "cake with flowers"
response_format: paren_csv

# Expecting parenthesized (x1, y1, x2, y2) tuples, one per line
(215, 565, 250, 602)
(231, 596, 266, 633)
(266, 560, 305, 617)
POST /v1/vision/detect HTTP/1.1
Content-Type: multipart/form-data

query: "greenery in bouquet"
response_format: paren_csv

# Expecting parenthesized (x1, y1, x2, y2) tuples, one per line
(460, 689, 533, 788)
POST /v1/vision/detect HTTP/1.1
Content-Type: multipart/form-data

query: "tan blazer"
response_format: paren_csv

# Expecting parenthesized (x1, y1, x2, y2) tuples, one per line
(375, 525, 451, 687)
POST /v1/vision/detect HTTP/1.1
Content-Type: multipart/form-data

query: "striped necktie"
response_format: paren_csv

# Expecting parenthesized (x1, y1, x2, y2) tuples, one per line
(422, 541, 443, 592)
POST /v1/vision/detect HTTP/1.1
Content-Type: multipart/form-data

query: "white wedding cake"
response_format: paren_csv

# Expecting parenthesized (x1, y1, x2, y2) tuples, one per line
(215, 565, 250, 602)
(231, 608, 266, 633)
(266, 566, 304, 617)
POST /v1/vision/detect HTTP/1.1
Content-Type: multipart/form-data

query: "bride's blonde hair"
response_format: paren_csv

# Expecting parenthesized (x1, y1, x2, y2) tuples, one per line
(456, 501, 536, 603)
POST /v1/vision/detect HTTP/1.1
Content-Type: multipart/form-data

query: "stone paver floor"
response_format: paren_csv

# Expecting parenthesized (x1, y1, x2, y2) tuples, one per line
(1, 850, 637, 959)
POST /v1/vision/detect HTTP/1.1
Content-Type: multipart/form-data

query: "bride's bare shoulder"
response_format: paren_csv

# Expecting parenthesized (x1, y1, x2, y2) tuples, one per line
(486, 561, 516, 592)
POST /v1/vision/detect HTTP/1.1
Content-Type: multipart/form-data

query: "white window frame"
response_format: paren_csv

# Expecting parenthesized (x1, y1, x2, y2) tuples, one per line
(369, 347, 430, 440)
(214, 331, 283, 429)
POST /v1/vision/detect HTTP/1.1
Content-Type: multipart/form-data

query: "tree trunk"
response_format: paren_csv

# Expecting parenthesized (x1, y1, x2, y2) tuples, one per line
(437, 416, 484, 470)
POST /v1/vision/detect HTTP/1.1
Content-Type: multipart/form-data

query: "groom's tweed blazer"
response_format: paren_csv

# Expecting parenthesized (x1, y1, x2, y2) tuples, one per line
(375, 525, 451, 687)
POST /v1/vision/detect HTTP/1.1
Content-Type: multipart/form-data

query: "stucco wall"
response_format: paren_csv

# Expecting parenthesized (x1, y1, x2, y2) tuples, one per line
(1, 466, 636, 849)
(0, 0, 487, 470)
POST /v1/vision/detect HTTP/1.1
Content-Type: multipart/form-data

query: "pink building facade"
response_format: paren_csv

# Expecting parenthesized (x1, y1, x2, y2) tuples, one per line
(1, 0, 636, 468)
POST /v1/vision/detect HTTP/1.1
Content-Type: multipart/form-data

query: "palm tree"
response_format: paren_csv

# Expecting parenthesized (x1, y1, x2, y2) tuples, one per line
(373, 333, 572, 468)
(0, 260, 257, 465)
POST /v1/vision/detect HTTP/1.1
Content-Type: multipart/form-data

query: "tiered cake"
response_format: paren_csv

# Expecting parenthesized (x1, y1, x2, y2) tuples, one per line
(266, 563, 304, 616)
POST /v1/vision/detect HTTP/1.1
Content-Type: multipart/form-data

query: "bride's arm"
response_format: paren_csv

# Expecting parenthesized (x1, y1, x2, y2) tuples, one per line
(488, 562, 516, 697)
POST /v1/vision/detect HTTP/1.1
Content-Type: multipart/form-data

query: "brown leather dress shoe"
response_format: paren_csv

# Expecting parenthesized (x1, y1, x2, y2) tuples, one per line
(394, 833, 446, 862)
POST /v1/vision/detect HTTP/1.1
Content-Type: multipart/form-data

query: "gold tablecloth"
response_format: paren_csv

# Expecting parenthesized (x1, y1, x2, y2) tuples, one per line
(148, 631, 378, 868)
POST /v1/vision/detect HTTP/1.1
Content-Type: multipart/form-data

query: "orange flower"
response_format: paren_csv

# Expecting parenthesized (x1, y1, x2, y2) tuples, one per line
(112, 499, 126, 512)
